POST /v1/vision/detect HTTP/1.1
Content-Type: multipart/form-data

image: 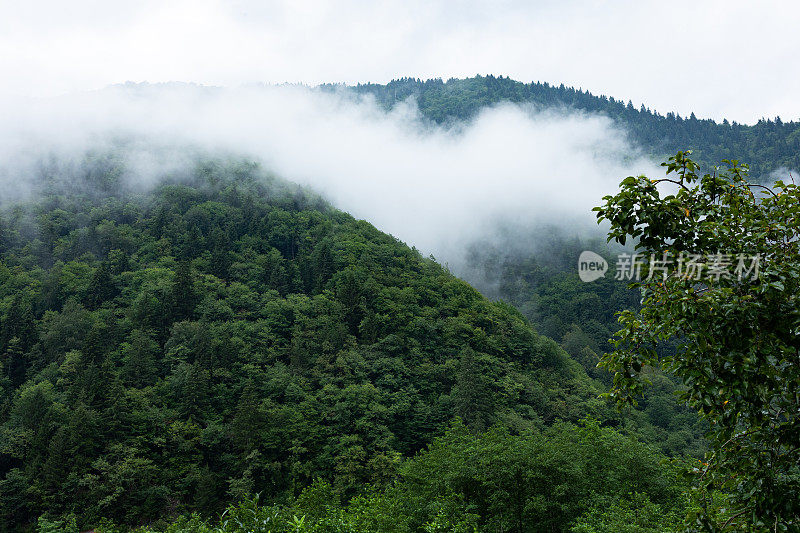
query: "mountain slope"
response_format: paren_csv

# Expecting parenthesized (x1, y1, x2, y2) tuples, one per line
(0, 155, 604, 528)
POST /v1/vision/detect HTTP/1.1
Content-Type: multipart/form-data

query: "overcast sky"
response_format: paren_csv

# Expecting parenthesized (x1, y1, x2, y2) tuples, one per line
(1, 0, 797, 124)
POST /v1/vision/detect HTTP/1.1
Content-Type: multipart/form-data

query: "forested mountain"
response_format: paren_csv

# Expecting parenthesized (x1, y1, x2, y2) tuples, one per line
(338, 75, 800, 178)
(2, 77, 788, 532)
(0, 154, 690, 531)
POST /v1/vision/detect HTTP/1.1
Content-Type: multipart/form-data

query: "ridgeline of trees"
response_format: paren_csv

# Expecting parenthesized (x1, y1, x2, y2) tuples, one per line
(335, 75, 800, 178)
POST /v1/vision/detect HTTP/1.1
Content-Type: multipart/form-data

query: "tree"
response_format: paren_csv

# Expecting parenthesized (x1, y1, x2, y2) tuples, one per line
(208, 227, 231, 281)
(594, 151, 800, 531)
(1, 296, 36, 354)
(0, 218, 7, 255)
(230, 382, 264, 453)
(172, 260, 197, 321)
(452, 347, 495, 432)
(83, 261, 116, 310)
(2, 337, 26, 388)
(121, 330, 159, 388)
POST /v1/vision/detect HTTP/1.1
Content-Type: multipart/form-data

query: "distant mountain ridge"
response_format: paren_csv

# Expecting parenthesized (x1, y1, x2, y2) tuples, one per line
(335, 75, 799, 179)
(102, 77, 798, 179)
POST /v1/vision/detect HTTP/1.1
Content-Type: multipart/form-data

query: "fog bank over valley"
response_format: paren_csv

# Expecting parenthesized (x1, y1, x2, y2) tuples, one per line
(0, 83, 659, 272)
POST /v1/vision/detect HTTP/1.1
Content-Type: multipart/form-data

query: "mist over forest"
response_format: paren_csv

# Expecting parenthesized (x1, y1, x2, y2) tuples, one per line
(1, 81, 661, 271)
(2, 2, 800, 531)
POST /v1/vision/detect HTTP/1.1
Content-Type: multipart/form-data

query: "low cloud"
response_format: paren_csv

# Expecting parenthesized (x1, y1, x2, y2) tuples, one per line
(0, 83, 660, 268)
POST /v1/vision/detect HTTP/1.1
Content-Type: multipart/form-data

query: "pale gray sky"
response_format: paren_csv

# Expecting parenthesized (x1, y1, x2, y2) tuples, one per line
(1, 0, 797, 123)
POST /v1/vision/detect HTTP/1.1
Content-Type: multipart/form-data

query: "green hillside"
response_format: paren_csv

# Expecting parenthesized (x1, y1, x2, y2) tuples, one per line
(3, 78, 782, 531)
(0, 154, 661, 530)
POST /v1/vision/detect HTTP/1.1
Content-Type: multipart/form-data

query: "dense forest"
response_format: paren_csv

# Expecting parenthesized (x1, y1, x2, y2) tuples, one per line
(0, 154, 696, 531)
(1, 77, 795, 532)
(335, 75, 800, 179)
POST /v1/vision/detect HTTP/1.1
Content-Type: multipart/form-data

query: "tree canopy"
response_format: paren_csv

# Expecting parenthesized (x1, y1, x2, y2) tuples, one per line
(0, 154, 641, 531)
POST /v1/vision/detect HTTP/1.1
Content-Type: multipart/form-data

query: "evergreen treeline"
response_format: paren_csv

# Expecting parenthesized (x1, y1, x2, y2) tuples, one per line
(336, 75, 800, 178)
